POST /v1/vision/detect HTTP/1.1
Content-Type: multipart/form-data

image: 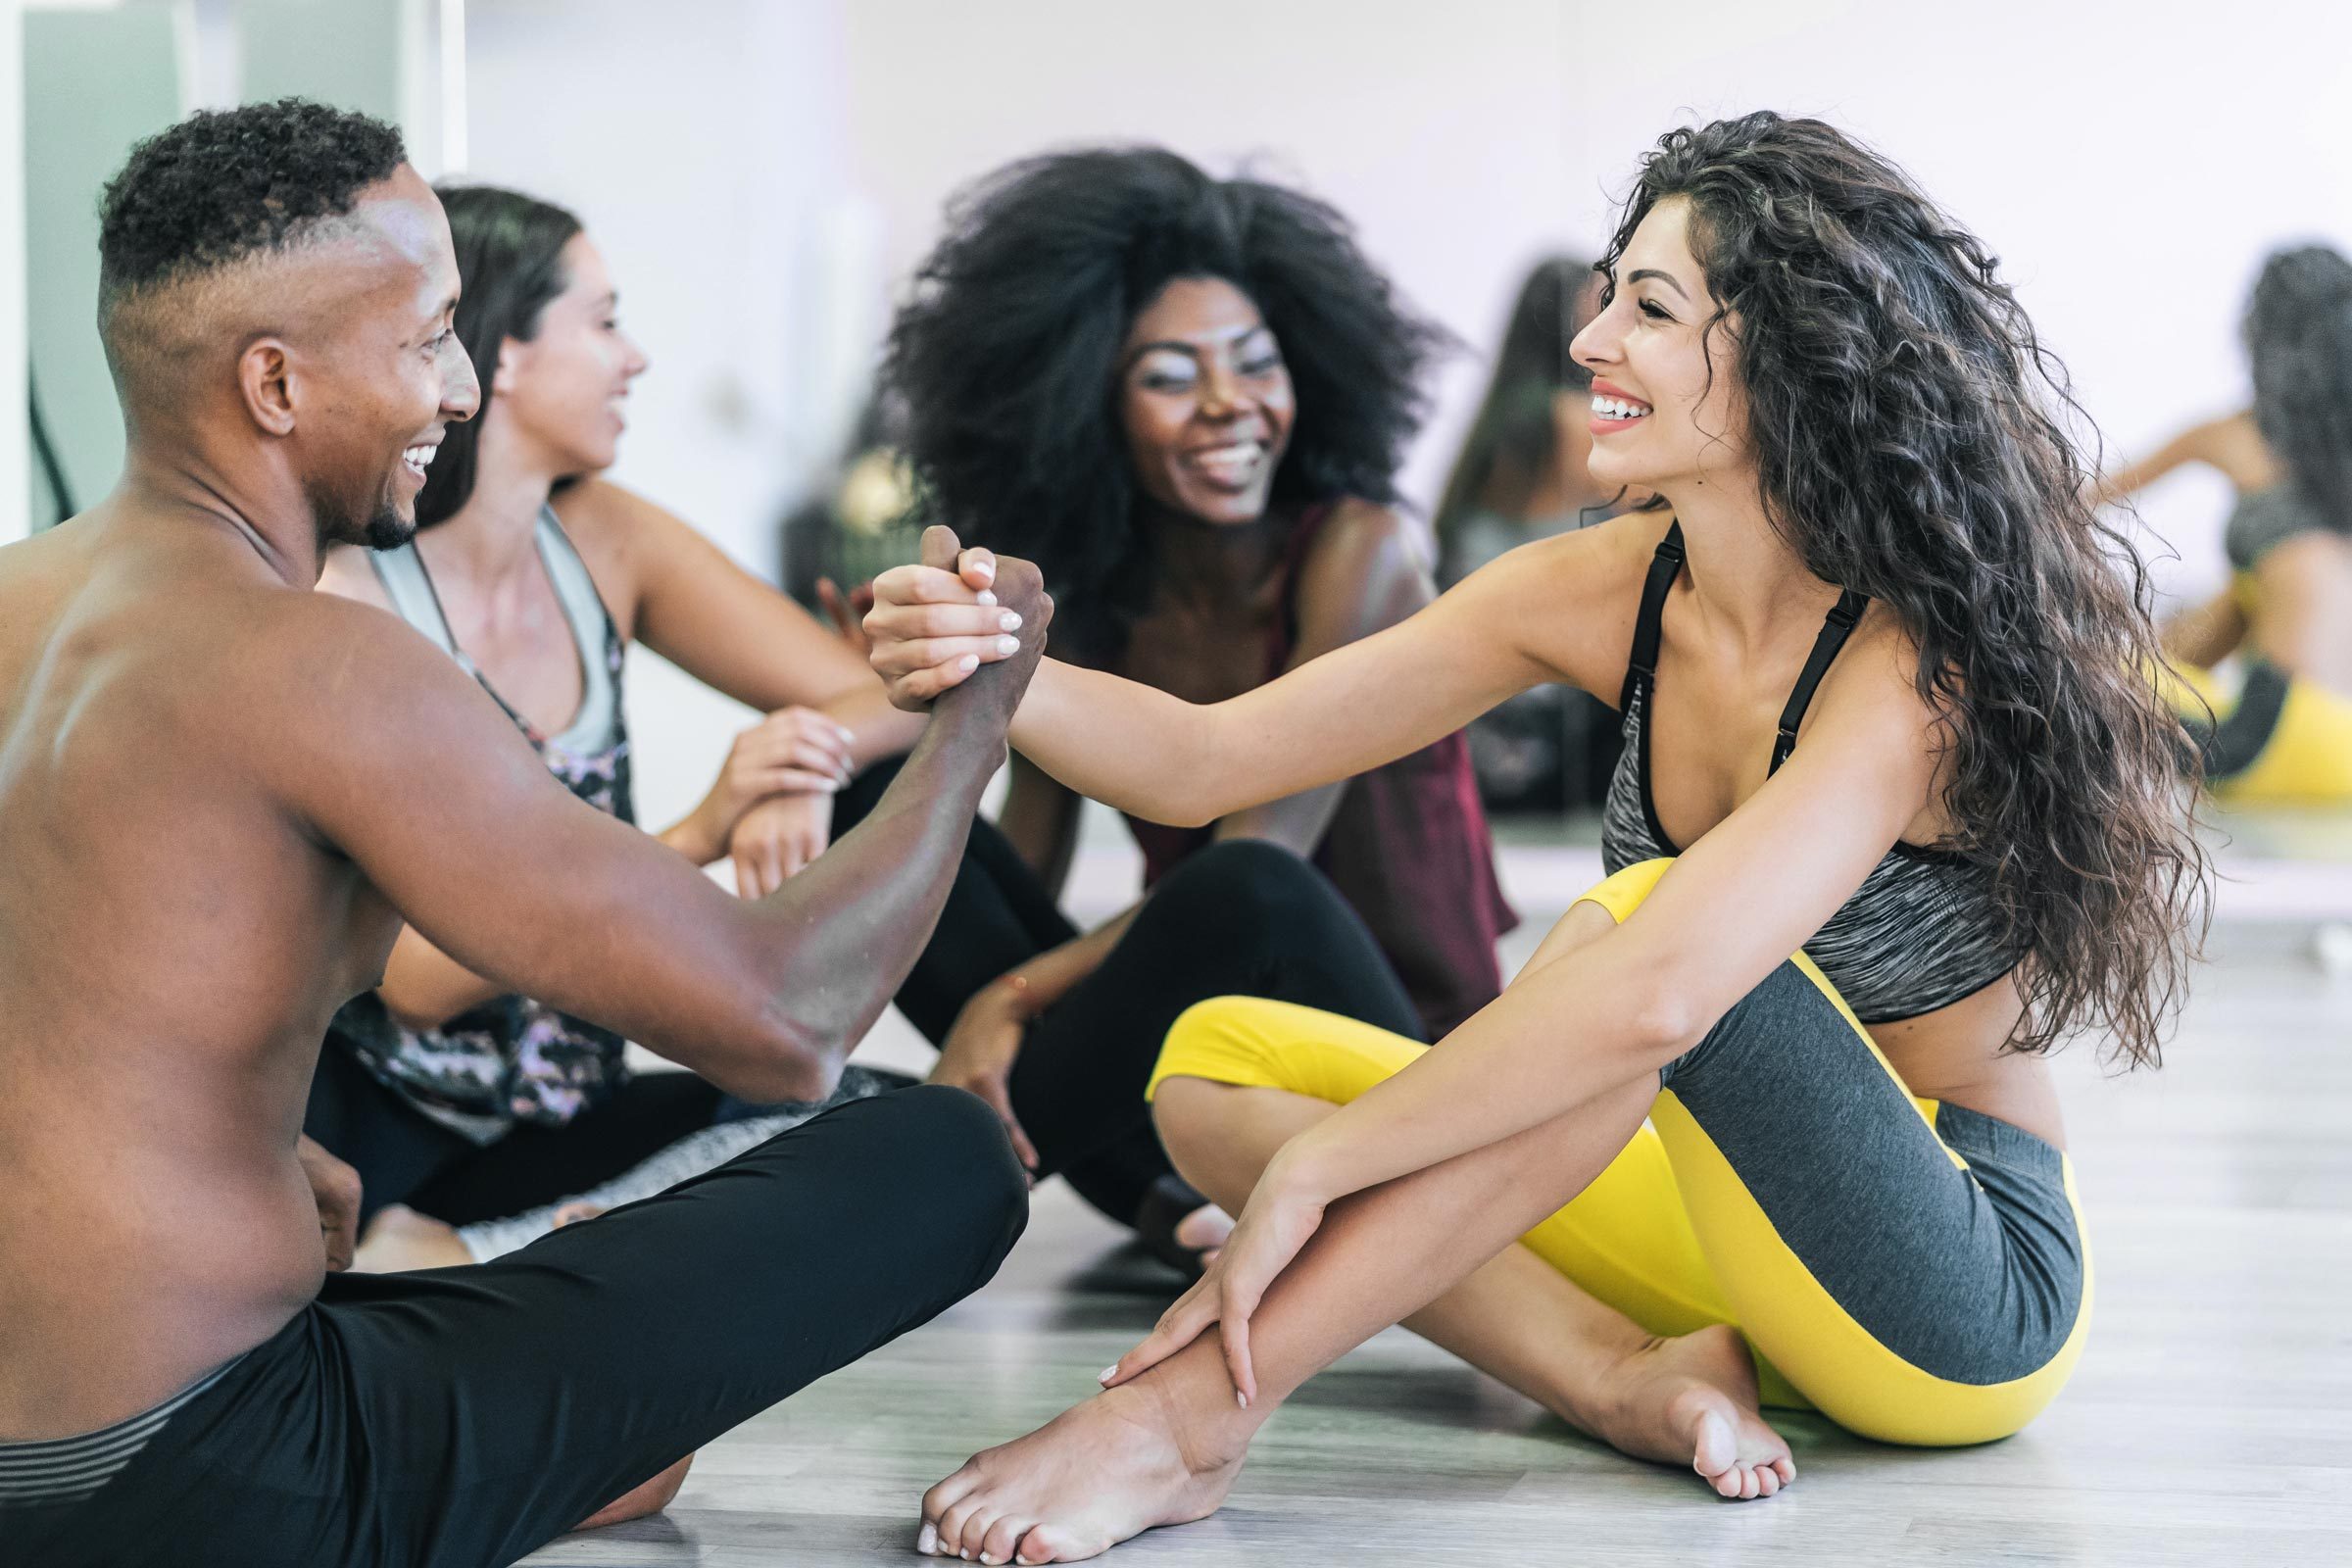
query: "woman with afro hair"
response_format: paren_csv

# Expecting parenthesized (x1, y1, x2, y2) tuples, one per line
(2098, 243, 2352, 804)
(839, 146, 1515, 1272)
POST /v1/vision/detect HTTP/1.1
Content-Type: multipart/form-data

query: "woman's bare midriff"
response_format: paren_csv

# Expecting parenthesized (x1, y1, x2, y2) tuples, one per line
(1866, 975, 2066, 1151)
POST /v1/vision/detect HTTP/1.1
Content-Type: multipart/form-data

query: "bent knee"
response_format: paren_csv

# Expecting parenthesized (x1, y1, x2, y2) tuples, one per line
(875, 1084, 1030, 1235)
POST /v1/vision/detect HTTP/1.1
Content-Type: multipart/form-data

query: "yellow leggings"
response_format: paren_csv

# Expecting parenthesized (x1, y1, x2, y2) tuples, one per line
(2168, 660, 2352, 805)
(1148, 859, 2092, 1447)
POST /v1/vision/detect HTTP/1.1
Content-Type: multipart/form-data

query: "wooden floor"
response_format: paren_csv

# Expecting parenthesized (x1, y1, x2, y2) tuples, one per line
(529, 831, 2352, 1567)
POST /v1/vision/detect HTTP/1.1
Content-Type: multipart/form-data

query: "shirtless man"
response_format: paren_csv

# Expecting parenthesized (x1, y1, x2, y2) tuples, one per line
(0, 100, 1042, 1568)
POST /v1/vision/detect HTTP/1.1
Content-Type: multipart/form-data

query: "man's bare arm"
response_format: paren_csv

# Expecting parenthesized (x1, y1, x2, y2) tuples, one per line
(258, 563, 1045, 1102)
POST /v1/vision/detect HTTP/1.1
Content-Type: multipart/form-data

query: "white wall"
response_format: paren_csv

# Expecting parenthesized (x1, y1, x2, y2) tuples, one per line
(1556, 0, 2352, 605)
(466, 0, 857, 828)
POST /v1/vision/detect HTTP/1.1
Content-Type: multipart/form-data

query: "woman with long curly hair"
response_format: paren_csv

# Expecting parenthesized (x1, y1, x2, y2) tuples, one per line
(2099, 244, 2352, 803)
(865, 113, 2209, 1562)
(844, 147, 1515, 1271)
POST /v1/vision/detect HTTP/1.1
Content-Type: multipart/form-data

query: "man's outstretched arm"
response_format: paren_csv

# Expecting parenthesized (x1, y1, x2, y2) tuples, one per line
(263, 553, 1046, 1102)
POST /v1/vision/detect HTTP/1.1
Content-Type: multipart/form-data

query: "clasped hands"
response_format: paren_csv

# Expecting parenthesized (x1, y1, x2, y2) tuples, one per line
(866, 523, 1328, 1409)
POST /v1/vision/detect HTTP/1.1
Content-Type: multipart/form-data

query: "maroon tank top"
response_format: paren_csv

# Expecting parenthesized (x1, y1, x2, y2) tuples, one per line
(1124, 506, 1519, 1039)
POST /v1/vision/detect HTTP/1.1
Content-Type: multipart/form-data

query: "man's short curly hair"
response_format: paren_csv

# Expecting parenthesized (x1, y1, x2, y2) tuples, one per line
(884, 147, 1446, 659)
(97, 98, 405, 324)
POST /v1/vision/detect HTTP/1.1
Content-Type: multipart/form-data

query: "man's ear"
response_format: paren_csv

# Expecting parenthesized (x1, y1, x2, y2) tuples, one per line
(238, 338, 298, 437)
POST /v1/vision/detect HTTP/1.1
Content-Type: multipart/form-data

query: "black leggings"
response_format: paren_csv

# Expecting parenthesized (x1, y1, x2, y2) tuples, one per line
(832, 760, 1424, 1227)
(304, 1045, 724, 1229)
(12, 1088, 1027, 1568)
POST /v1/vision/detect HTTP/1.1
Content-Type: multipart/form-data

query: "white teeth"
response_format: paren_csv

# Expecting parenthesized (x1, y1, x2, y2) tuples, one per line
(1592, 395, 1651, 421)
(404, 445, 437, 469)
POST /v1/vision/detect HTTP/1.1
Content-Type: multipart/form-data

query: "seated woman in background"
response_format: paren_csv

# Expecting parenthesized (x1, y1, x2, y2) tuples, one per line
(1432, 254, 1632, 812)
(307, 185, 926, 1259)
(869, 113, 2207, 1564)
(842, 145, 1517, 1272)
(2100, 244, 2352, 804)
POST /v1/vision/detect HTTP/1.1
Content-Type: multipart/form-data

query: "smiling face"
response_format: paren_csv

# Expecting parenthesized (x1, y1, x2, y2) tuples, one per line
(1569, 197, 1753, 497)
(1117, 276, 1297, 526)
(292, 166, 480, 549)
(489, 233, 649, 477)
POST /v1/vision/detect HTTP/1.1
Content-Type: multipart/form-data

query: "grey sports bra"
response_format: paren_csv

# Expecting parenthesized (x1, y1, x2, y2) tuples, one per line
(2224, 484, 2335, 575)
(1597, 522, 2022, 1024)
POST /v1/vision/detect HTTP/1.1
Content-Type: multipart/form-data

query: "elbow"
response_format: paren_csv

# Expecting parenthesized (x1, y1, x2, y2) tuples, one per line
(1619, 962, 1706, 1067)
(716, 1009, 846, 1104)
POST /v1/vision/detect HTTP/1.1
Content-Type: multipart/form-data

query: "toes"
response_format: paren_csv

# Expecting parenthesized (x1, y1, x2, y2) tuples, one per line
(922, 1467, 979, 1530)
(937, 1494, 987, 1558)
(1689, 1409, 1736, 1481)
(1015, 1524, 1076, 1565)
(979, 1513, 1034, 1565)
(1757, 1466, 1780, 1498)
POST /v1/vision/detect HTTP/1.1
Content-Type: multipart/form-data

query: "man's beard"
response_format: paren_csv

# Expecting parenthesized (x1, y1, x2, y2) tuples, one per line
(309, 473, 417, 553)
(360, 504, 416, 551)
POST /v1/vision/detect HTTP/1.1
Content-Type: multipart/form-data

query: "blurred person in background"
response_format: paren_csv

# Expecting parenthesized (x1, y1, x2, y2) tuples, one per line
(2099, 244, 2352, 804)
(307, 184, 934, 1264)
(849, 145, 1518, 1275)
(1433, 254, 1633, 813)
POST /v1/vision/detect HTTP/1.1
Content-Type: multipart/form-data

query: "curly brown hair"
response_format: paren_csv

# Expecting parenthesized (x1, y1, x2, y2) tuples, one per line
(1602, 112, 2209, 1066)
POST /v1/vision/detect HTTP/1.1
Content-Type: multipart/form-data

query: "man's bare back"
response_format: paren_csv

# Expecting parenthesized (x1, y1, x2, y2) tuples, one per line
(0, 509, 411, 1438)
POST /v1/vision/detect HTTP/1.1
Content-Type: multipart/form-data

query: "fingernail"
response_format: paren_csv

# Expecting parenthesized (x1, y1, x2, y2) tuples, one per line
(918, 1524, 939, 1554)
(1099, 1364, 1118, 1384)
(976, 590, 997, 607)
(958, 655, 979, 672)
(999, 612, 1022, 630)
(995, 636, 1019, 656)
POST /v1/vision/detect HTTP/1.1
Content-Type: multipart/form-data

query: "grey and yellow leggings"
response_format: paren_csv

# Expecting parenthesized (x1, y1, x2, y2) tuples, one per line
(1148, 858, 2091, 1446)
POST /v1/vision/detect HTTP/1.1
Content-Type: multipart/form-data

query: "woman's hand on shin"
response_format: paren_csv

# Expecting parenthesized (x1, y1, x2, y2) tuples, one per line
(928, 977, 1042, 1174)
(1100, 1160, 1327, 1408)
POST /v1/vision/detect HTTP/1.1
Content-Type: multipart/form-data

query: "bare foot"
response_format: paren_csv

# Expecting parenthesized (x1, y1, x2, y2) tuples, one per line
(918, 1376, 1245, 1564)
(1172, 1203, 1233, 1254)
(576, 1453, 694, 1530)
(1577, 1324, 1793, 1500)
(352, 1203, 472, 1273)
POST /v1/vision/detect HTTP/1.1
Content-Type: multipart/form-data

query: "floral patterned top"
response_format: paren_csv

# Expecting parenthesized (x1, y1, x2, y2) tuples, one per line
(325, 509, 636, 1145)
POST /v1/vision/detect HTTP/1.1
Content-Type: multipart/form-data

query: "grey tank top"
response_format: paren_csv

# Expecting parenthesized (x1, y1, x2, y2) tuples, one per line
(326, 507, 637, 1143)
(1597, 522, 2023, 1024)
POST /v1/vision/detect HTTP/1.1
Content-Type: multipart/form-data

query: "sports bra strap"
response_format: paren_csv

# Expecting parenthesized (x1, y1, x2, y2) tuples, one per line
(1769, 587, 1870, 774)
(1616, 521, 1687, 712)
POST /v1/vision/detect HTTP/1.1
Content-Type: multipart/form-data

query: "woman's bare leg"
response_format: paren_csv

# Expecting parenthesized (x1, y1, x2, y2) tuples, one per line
(921, 1068, 1707, 1565)
(1162, 1079, 1788, 1496)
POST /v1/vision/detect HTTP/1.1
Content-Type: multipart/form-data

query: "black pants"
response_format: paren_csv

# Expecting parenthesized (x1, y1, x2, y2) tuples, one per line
(832, 760, 1425, 1227)
(12, 1087, 1026, 1568)
(305, 1044, 725, 1229)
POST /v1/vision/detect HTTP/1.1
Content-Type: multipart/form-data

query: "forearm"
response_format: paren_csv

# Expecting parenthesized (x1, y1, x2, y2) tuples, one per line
(719, 681, 1019, 1089)
(997, 904, 1140, 1013)
(2161, 589, 2248, 669)
(1008, 660, 1249, 827)
(823, 680, 928, 770)
(376, 927, 511, 1032)
(653, 805, 724, 866)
